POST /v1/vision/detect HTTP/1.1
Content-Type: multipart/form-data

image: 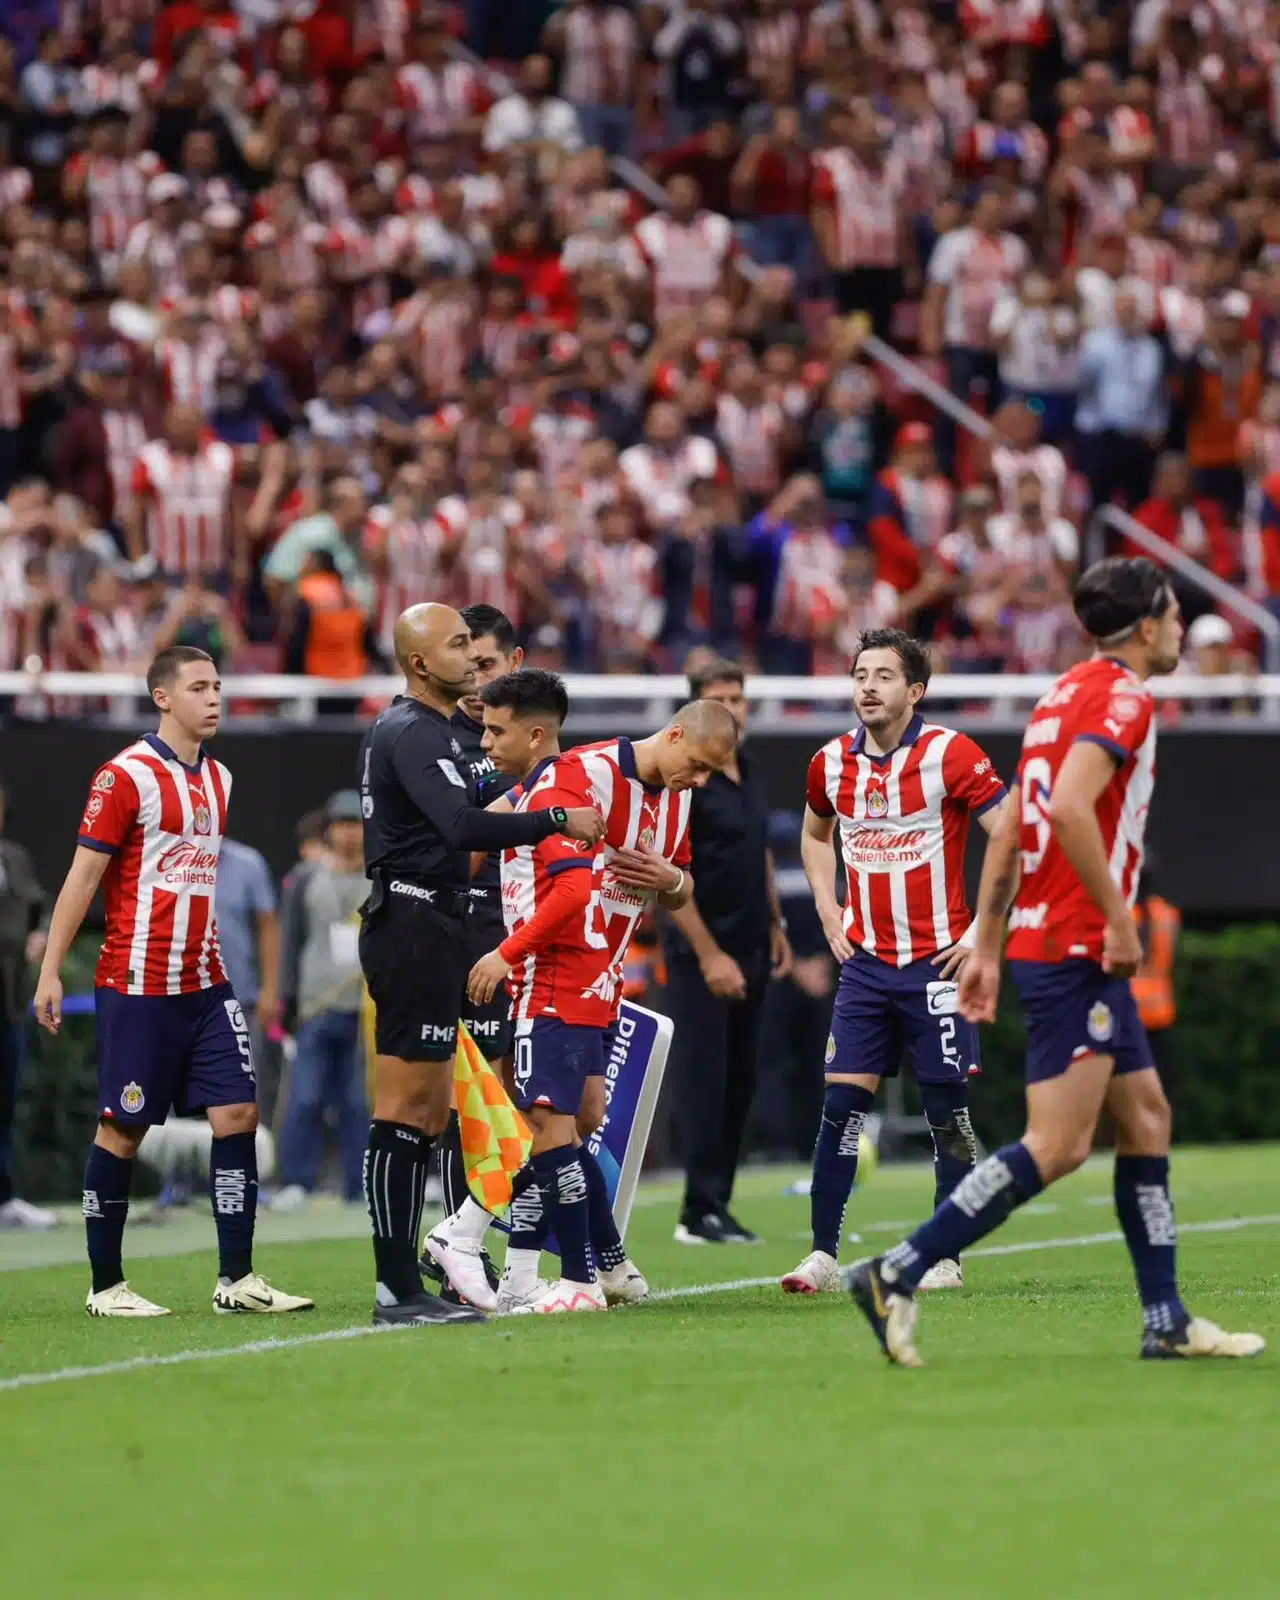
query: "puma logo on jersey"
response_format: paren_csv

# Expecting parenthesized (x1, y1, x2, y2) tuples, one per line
(580, 970, 615, 1001)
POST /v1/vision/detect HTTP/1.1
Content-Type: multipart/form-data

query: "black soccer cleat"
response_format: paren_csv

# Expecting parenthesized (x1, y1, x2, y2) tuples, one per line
(716, 1210, 760, 1244)
(372, 1290, 486, 1326)
(674, 1211, 731, 1244)
(846, 1257, 923, 1367)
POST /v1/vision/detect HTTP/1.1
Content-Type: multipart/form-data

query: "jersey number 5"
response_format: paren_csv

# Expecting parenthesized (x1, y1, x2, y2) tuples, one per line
(1020, 756, 1053, 875)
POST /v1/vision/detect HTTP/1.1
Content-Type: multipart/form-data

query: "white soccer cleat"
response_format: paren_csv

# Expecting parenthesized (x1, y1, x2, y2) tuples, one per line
(213, 1271, 315, 1314)
(269, 1183, 309, 1213)
(495, 1276, 552, 1315)
(1143, 1316, 1266, 1360)
(86, 1281, 171, 1318)
(0, 1197, 58, 1229)
(423, 1230, 499, 1313)
(598, 1258, 649, 1306)
(509, 1278, 608, 1315)
(781, 1250, 841, 1295)
(917, 1258, 964, 1291)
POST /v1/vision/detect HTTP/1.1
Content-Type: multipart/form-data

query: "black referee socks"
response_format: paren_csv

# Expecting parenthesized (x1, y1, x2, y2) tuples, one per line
(365, 1119, 434, 1302)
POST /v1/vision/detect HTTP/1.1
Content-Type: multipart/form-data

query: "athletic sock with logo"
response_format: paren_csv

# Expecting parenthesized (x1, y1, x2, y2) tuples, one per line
(210, 1131, 258, 1283)
(1113, 1154, 1189, 1335)
(882, 1141, 1044, 1292)
(502, 1163, 547, 1296)
(579, 1144, 626, 1271)
(437, 1110, 467, 1216)
(365, 1119, 432, 1302)
(83, 1143, 133, 1294)
(532, 1145, 595, 1284)
(920, 1080, 980, 1209)
(810, 1082, 876, 1258)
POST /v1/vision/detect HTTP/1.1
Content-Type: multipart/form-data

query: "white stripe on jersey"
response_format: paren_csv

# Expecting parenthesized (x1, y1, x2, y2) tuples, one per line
(918, 732, 955, 955)
(119, 749, 161, 992)
(166, 763, 195, 994)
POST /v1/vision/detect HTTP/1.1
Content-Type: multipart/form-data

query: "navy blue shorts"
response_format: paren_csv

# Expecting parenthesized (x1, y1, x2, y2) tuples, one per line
(1009, 959, 1154, 1084)
(512, 1017, 604, 1114)
(828, 948, 979, 1084)
(95, 982, 257, 1126)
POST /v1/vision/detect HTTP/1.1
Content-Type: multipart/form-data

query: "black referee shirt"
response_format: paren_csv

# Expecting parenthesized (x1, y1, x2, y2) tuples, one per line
(359, 695, 556, 887)
(668, 748, 772, 958)
(451, 706, 516, 896)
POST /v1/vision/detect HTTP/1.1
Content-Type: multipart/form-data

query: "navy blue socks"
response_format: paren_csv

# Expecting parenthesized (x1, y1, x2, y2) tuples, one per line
(579, 1145, 626, 1271)
(532, 1145, 594, 1283)
(210, 1131, 258, 1283)
(884, 1141, 1045, 1291)
(919, 1080, 980, 1210)
(810, 1082, 876, 1258)
(84, 1143, 133, 1294)
(1114, 1154, 1188, 1335)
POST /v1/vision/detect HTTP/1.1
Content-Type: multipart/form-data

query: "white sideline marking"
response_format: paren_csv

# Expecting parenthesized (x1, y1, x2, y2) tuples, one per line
(4, 1212, 1278, 1393)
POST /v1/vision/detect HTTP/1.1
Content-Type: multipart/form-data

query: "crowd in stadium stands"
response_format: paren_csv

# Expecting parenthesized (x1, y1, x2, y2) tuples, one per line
(0, 0, 1278, 697)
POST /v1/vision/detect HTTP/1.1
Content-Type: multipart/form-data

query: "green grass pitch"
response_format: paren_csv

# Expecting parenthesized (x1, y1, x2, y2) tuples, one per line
(2, 1145, 1276, 1599)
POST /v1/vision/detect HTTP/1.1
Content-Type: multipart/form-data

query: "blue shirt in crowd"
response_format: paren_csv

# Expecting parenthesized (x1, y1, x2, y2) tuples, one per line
(215, 839, 276, 1007)
(1074, 326, 1167, 438)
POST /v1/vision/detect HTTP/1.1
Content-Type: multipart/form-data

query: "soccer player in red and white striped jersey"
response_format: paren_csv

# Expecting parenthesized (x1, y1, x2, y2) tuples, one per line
(852, 561, 1263, 1365)
(128, 404, 238, 581)
(782, 629, 1009, 1297)
(33, 646, 312, 1320)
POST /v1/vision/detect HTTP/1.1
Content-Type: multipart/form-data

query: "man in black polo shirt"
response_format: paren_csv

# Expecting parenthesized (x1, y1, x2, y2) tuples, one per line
(664, 660, 793, 1243)
(358, 603, 604, 1325)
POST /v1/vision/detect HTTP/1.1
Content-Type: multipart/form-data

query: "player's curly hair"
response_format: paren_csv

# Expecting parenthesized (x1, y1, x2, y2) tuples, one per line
(849, 629, 932, 689)
(1073, 557, 1172, 644)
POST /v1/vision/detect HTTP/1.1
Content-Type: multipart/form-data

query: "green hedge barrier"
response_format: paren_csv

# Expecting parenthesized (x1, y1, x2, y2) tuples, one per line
(14, 926, 1280, 1199)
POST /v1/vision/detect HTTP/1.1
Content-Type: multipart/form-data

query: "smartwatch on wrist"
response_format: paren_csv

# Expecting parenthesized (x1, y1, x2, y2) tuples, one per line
(549, 806, 569, 833)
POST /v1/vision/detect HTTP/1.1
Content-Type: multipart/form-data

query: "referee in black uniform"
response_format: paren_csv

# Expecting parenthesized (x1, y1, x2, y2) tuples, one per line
(358, 602, 604, 1325)
(422, 603, 523, 1296)
(664, 660, 793, 1244)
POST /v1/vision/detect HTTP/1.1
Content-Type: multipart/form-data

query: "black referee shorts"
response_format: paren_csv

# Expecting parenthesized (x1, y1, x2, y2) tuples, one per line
(358, 880, 469, 1063)
(462, 894, 515, 1063)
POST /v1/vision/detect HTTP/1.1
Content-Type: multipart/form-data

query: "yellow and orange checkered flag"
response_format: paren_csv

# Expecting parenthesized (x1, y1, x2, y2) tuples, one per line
(453, 1023, 531, 1216)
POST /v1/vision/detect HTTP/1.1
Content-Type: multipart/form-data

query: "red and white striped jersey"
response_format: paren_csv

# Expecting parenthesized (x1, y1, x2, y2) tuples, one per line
(76, 734, 231, 997)
(103, 408, 148, 521)
(927, 225, 1029, 349)
(580, 536, 661, 640)
(1156, 58, 1219, 168)
(715, 395, 785, 496)
(529, 406, 596, 485)
(365, 504, 459, 654)
(123, 219, 184, 298)
(773, 528, 846, 641)
(396, 291, 474, 400)
(158, 331, 226, 412)
(812, 148, 906, 269)
(67, 152, 160, 257)
(558, 3, 640, 105)
(633, 210, 738, 322)
(499, 761, 612, 1028)
(618, 436, 720, 530)
(550, 738, 693, 1017)
(393, 60, 491, 138)
(962, 119, 1050, 185)
(433, 494, 526, 616)
(131, 439, 235, 576)
(806, 716, 1006, 966)
(1127, 233, 1179, 295)
(1006, 657, 1156, 965)
(991, 444, 1068, 522)
(303, 159, 351, 224)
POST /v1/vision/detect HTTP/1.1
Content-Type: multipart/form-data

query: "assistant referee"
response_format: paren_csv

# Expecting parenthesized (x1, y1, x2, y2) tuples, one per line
(358, 602, 604, 1325)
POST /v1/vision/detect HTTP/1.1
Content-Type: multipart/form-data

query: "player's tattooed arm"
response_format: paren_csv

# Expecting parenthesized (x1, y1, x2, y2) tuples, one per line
(973, 791, 1022, 952)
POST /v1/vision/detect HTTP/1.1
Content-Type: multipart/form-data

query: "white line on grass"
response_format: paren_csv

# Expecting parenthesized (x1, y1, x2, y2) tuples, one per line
(4, 1212, 1278, 1393)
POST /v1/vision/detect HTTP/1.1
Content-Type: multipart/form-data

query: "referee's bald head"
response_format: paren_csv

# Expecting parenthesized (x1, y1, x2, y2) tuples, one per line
(394, 603, 477, 702)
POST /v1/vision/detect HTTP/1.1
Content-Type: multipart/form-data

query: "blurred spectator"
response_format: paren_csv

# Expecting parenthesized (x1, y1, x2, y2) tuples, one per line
(653, 3, 740, 141)
(0, 774, 53, 1228)
(276, 789, 369, 1209)
(284, 548, 380, 680)
(542, 0, 641, 160)
(1183, 293, 1262, 522)
(1130, 453, 1237, 620)
(1076, 285, 1166, 511)
(214, 834, 279, 1118)
(989, 272, 1080, 446)
(483, 54, 584, 159)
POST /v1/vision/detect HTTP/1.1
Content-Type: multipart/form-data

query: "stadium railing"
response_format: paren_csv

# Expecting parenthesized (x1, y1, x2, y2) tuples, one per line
(4, 672, 1277, 727)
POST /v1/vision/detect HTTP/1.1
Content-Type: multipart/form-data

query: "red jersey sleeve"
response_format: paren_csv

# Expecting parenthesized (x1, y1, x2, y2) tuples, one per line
(527, 778, 598, 879)
(805, 748, 834, 817)
(941, 733, 1007, 816)
(1071, 677, 1154, 766)
(77, 765, 139, 854)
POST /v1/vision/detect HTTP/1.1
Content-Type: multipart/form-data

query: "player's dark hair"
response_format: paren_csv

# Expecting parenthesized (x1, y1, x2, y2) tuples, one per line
(1073, 557, 1172, 643)
(461, 603, 517, 655)
(480, 667, 569, 727)
(849, 629, 932, 689)
(296, 808, 327, 849)
(688, 658, 745, 700)
(146, 645, 215, 694)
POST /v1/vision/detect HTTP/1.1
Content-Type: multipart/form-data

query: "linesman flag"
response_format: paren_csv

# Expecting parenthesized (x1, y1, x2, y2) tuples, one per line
(454, 1023, 531, 1215)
